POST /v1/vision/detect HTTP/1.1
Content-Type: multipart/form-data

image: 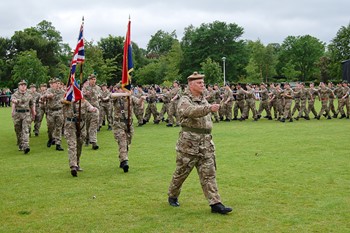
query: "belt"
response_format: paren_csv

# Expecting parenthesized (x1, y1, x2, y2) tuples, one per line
(182, 126, 211, 134)
(50, 107, 62, 111)
(15, 109, 30, 113)
(66, 117, 81, 122)
(321, 98, 328, 101)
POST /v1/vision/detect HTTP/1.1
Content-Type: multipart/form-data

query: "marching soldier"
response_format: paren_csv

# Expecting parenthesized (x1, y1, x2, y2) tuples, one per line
(143, 86, 160, 124)
(99, 83, 112, 131)
(232, 83, 245, 120)
(36, 83, 48, 136)
(133, 85, 146, 126)
(82, 74, 101, 150)
(11, 80, 36, 154)
(110, 84, 145, 173)
(257, 83, 272, 120)
(28, 84, 41, 136)
(63, 98, 98, 177)
(240, 84, 258, 121)
(45, 78, 65, 151)
(280, 82, 294, 122)
(220, 84, 233, 121)
(166, 81, 181, 127)
(167, 71, 232, 214)
(307, 83, 319, 118)
(316, 82, 334, 120)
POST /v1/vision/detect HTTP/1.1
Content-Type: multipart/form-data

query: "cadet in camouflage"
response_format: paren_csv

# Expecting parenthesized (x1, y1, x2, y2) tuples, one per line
(167, 71, 232, 215)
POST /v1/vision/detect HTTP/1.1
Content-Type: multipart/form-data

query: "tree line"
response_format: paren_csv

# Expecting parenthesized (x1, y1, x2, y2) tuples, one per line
(0, 20, 349, 89)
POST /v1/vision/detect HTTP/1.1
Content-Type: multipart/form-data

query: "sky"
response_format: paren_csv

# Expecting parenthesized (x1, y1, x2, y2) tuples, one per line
(0, 0, 349, 49)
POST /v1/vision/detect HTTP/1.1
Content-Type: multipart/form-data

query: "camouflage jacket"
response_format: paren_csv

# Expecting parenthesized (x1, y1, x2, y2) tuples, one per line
(83, 84, 101, 108)
(12, 90, 34, 110)
(46, 88, 65, 110)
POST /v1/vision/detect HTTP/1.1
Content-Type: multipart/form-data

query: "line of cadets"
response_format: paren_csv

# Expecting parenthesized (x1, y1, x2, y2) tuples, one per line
(16, 78, 349, 174)
(24, 79, 350, 147)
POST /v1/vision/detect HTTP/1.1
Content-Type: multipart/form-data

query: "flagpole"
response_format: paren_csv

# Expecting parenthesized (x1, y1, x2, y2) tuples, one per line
(77, 17, 84, 140)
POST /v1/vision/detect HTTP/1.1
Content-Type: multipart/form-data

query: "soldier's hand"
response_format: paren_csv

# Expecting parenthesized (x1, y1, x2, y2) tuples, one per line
(210, 104, 220, 112)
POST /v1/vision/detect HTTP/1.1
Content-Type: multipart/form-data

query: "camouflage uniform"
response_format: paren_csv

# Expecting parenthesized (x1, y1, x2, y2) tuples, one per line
(133, 87, 145, 126)
(233, 87, 245, 120)
(143, 88, 159, 124)
(36, 84, 48, 136)
(317, 84, 333, 119)
(280, 84, 294, 122)
(241, 87, 257, 120)
(168, 87, 223, 206)
(63, 99, 96, 176)
(334, 83, 345, 118)
(257, 85, 272, 120)
(291, 86, 301, 117)
(268, 85, 278, 118)
(206, 87, 220, 122)
(45, 80, 65, 149)
(308, 85, 319, 118)
(99, 85, 112, 130)
(295, 84, 310, 120)
(167, 84, 181, 127)
(157, 88, 171, 122)
(220, 86, 233, 121)
(29, 86, 41, 136)
(11, 81, 35, 153)
(83, 79, 101, 148)
(111, 93, 141, 172)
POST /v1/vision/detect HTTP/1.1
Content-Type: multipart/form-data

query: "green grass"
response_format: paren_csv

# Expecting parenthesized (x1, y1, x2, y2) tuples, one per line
(0, 105, 349, 233)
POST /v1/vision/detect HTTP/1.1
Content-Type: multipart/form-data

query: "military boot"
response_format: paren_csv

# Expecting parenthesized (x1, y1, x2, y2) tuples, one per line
(56, 145, 64, 151)
(120, 160, 129, 173)
(92, 142, 99, 150)
(168, 197, 180, 207)
(210, 203, 232, 214)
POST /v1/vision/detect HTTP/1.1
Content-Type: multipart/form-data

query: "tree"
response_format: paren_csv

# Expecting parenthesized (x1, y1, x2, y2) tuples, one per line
(278, 35, 325, 81)
(146, 30, 177, 58)
(245, 40, 278, 83)
(10, 20, 64, 76)
(328, 23, 350, 80)
(181, 21, 248, 83)
(12, 50, 49, 85)
(200, 58, 222, 85)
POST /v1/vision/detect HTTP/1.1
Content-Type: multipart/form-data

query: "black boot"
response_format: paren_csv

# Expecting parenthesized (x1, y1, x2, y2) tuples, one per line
(210, 203, 232, 214)
(56, 144, 64, 151)
(70, 166, 77, 177)
(92, 142, 99, 150)
(47, 139, 52, 148)
(120, 160, 129, 173)
(168, 197, 180, 207)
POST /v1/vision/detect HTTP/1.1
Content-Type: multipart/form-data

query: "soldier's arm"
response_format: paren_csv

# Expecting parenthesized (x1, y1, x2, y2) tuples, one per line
(179, 97, 212, 118)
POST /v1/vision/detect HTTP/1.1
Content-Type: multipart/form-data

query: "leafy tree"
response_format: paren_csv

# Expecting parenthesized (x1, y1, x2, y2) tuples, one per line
(246, 40, 278, 83)
(134, 61, 163, 85)
(278, 35, 325, 81)
(328, 23, 350, 80)
(147, 30, 177, 58)
(12, 50, 49, 85)
(163, 40, 183, 82)
(10, 20, 64, 76)
(200, 58, 222, 85)
(181, 21, 248, 83)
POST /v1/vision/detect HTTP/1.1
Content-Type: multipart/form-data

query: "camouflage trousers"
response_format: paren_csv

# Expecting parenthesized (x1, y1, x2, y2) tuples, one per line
(47, 109, 63, 145)
(336, 98, 346, 116)
(242, 99, 257, 119)
(33, 107, 45, 135)
(269, 100, 278, 118)
(283, 99, 293, 119)
(158, 102, 170, 121)
(86, 110, 99, 143)
(13, 112, 31, 150)
(233, 100, 245, 118)
(328, 99, 336, 115)
(113, 121, 134, 163)
(99, 103, 112, 127)
(292, 98, 301, 116)
(64, 120, 86, 168)
(220, 101, 233, 120)
(133, 105, 144, 125)
(144, 102, 159, 122)
(308, 100, 318, 117)
(168, 132, 221, 205)
(168, 100, 179, 125)
(318, 100, 330, 117)
(298, 99, 309, 118)
(258, 100, 271, 117)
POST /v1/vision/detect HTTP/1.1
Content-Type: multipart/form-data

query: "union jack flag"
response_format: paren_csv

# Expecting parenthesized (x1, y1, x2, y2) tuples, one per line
(122, 19, 133, 90)
(64, 19, 85, 102)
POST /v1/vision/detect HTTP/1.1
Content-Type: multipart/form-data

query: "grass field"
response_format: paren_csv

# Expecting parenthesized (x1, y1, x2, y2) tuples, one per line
(0, 105, 349, 233)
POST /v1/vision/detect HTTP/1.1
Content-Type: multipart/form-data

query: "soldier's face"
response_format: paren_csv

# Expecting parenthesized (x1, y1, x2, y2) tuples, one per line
(19, 84, 27, 92)
(89, 78, 96, 85)
(189, 79, 205, 95)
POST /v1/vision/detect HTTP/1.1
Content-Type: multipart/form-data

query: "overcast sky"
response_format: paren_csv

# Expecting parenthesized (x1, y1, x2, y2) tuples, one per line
(0, 0, 349, 49)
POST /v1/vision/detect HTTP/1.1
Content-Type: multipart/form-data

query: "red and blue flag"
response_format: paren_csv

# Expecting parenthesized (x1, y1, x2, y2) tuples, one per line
(122, 19, 133, 90)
